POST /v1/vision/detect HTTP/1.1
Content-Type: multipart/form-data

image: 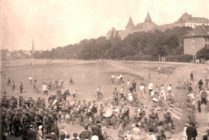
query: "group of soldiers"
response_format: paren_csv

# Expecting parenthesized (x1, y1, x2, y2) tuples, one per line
(7, 78, 24, 94)
(1, 93, 176, 140)
(0, 95, 108, 140)
(1, 70, 209, 140)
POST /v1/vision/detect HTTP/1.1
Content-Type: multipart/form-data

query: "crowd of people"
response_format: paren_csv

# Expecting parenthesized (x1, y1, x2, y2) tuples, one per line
(1, 70, 209, 140)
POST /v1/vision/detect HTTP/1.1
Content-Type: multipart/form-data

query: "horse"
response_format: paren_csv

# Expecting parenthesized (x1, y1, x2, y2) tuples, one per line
(48, 89, 70, 105)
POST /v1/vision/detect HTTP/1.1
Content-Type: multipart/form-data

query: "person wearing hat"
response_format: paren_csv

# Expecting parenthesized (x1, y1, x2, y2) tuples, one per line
(190, 72, 194, 81)
(72, 133, 79, 140)
(125, 129, 133, 140)
(27, 125, 36, 140)
(187, 82, 193, 94)
(167, 84, 174, 97)
(132, 80, 137, 92)
(200, 89, 208, 105)
(64, 134, 71, 140)
(59, 126, 67, 140)
(43, 112, 53, 134)
(156, 130, 166, 140)
(198, 79, 204, 91)
(148, 82, 154, 96)
(202, 129, 209, 140)
(112, 87, 119, 106)
(79, 125, 92, 140)
(132, 123, 141, 140)
(147, 114, 157, 133)
(51, 123, 59, 138)
(22, 125, 28, 140)
(163, 112, 175, 129)
(91, 121, 104, 140)
(117, 125, 126, 140)
(156, 121, 164, 135)
(139, 81, 146, 99)
(19, 81, 24, 93)
(46, 131, 57, 140)
(36, 125, 43, 140)
(147, 131, 157, 140)
(159, 85, 167, 101)
(186, 123, 197, 140)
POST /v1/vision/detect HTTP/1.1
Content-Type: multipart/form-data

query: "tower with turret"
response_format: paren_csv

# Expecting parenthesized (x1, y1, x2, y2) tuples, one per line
(126, 17, 135, 31)
(144, 12, 152, 23)
(106, 11, 209, 39)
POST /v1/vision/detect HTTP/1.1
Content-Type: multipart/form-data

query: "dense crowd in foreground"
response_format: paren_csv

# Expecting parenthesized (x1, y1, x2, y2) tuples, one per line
(1, 71, 209, 140)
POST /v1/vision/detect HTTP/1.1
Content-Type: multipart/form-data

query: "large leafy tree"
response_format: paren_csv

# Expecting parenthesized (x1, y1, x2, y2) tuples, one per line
(196, 46, 209, 60)
(33, 26, 192, 60)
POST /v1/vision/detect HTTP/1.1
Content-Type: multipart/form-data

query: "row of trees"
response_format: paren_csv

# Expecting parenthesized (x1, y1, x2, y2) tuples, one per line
(32, 26, 207, 61)
(1, 49, 32, 60)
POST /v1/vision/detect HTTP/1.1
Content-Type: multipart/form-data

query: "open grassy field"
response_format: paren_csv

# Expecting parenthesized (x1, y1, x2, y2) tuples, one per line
(1, 59, 209, 139)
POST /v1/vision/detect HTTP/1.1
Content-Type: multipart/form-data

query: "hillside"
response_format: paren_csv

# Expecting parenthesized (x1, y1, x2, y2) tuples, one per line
(33, 26, 193, 61)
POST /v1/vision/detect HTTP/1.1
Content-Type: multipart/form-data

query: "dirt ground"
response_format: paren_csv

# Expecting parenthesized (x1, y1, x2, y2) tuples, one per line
(1, 59, 209, 140)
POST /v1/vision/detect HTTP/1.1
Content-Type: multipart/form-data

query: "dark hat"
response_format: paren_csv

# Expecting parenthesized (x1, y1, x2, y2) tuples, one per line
(84, 125, 88, 129)
(66, 134, 70, 138)
(96, 120, 101, 124)
(73, 133, 78, 137)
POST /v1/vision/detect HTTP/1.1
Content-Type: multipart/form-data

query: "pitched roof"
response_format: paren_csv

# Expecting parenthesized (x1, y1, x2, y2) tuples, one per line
(127, 17, 134, 27)
(188, 17, 209, 23)
(176, 12, 209, 23)
(144, 12, 152, 23)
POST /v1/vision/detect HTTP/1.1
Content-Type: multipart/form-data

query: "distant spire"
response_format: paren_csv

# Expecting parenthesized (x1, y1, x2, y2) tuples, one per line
(144, 12, 152, 23)
(32, 40, 35, 54)
(127, 17, 134, 26)
(126, 17, 134, 31)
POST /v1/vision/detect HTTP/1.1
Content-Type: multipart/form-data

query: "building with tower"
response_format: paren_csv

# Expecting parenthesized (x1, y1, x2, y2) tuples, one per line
(126, 17, 135, 31)
(107, 13, 157, 39)
(106, 12, 209, 39)
(175, 12, 209, 28)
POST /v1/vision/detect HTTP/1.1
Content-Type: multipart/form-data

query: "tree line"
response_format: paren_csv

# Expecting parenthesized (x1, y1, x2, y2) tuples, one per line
(32, 26, 204, 61)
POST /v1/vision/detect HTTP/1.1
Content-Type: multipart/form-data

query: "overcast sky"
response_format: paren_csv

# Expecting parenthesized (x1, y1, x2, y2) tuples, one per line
(0, 0, 209, 50)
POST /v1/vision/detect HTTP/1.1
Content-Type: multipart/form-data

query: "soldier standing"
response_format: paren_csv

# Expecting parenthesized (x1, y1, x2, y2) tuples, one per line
(20, 82, 24, 93)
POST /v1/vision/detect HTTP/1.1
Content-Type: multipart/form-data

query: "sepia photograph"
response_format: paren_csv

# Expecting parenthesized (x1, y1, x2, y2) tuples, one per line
(0, 0, 209, 140)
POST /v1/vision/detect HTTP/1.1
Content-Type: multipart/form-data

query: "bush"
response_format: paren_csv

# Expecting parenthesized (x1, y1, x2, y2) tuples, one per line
(166, 55, 193, 62)
(122, 55, 157, 61)
(196, 47, 209, 60)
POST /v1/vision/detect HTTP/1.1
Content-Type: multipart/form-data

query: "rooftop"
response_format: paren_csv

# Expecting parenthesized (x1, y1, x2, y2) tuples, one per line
(144, 12, 152, 23)
(176, 12, 209, 23)
(127, 17, 134, 27)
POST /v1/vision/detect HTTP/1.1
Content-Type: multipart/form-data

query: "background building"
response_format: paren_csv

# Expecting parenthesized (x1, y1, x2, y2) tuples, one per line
(183, 27, 209, 56)
(175, 12, 209, 28)
(107, 12, 209, 39)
